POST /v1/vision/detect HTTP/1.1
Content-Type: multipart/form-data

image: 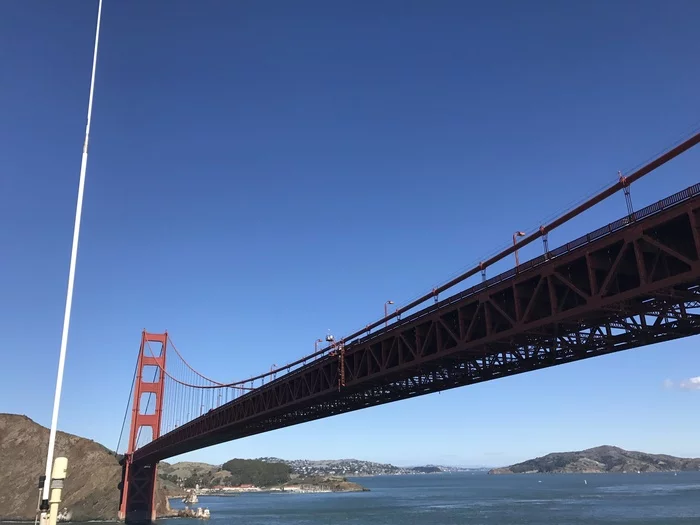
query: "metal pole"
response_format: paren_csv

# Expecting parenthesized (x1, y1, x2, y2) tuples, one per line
(40, 0, 103, 520)
(513, 231, 525, 270)
(384, 300, 394, 328)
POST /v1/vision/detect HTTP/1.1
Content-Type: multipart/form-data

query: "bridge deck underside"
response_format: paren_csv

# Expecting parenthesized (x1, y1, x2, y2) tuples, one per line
(135, 188, 700, 464)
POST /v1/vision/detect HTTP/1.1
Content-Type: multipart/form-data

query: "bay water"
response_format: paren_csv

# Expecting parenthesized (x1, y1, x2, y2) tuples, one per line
(166, 471, 700, 524)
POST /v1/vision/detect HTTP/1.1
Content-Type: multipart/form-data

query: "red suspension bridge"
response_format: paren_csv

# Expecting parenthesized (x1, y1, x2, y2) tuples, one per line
(118, 132, 700, 522)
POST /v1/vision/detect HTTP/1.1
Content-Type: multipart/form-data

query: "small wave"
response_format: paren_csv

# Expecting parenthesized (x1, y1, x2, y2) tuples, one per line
(598, 483, 700, 495)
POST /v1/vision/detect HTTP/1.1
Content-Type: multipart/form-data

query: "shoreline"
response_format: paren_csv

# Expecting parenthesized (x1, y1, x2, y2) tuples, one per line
(488, 470, 688, 475)
(169, 486, 367, 498)
(169, 480, 369, 500)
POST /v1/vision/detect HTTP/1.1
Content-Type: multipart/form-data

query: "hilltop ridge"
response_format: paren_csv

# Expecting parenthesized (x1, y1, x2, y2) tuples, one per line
(489, 446, 700, 474)
(0, 413, 170, 521)
(162, 456, 478, 485)
(259, 457, 477, 476)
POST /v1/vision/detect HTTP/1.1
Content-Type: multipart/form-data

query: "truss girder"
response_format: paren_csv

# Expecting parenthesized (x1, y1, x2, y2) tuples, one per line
(134, 193, 700, 464)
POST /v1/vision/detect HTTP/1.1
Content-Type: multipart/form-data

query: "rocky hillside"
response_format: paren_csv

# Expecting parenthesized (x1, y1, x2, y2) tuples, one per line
(489, 446, 700, 474)
(0, 414, 170, 521)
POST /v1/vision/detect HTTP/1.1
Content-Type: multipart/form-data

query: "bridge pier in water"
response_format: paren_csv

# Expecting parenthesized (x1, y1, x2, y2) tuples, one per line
(118, 332, 168, 523)
(119, 461, 158, 523)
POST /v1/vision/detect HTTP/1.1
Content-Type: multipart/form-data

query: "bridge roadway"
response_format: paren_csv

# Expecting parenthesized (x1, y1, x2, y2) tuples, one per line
(134, 183, 700, 464)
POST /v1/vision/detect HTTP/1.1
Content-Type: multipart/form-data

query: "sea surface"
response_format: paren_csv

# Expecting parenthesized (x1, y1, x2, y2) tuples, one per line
(164, 471, 700, 524)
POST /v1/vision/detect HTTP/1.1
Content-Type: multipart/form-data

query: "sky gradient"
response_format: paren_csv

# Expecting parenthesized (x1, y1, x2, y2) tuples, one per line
(1, 0, 700, 467)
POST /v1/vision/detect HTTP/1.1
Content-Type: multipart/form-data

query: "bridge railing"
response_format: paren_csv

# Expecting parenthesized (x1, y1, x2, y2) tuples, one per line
(352, 182, 700, 347)
(181, 182, 700, 409)
(153, 182, 700, 438)
(247, 182, 700, 386)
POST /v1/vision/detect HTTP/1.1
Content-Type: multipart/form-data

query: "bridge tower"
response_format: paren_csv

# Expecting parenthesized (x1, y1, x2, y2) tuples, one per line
(118, 331, 168, 523)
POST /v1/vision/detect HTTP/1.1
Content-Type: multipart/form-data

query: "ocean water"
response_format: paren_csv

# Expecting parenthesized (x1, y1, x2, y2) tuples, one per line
(165, 472, 700, 524)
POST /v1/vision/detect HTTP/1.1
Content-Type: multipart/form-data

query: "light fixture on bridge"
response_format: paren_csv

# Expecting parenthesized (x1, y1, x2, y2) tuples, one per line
(513, 231, 526, 269)
(384, 300, 394, 328)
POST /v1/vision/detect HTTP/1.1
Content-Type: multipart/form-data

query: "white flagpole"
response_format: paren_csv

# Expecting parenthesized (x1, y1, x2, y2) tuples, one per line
(40, 0, 104, 521)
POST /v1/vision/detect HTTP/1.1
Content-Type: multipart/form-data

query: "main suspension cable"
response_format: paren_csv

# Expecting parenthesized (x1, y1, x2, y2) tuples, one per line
(144, 130, 700, 397)
(114, 348, 139, 455)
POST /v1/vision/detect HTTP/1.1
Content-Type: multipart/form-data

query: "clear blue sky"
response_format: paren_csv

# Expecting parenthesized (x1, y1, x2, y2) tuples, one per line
(2, 0, 700, 468)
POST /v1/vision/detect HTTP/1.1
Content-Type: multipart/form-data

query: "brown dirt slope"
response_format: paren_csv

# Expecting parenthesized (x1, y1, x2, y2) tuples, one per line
(0, 413, 170, 521)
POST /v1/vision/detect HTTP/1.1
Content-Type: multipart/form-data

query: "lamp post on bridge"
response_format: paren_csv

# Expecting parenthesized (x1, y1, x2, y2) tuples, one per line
(384, 300, 394, 328)
(513, 231, 525, 270)
(314, 338, 322, 353)
(325, 333, 335, 355)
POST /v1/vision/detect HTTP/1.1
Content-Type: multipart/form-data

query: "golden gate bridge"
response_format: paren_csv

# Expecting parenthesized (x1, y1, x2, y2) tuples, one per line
(112, 131, 700, 522)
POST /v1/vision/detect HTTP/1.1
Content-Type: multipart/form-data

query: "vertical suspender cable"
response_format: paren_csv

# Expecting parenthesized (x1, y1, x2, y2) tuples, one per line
(40, 0, 104, 517)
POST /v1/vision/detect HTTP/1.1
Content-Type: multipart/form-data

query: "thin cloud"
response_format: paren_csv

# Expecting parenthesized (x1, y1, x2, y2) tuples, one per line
(663, 379, 674, 389)
(679, 377, 700, 391)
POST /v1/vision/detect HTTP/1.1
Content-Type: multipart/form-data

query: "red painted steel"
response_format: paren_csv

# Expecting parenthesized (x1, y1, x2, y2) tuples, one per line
(118, 332, 167, 523)
(363, 131, 700, 338)
(133, 182, 700, 464)
(157, 131, 700, 390)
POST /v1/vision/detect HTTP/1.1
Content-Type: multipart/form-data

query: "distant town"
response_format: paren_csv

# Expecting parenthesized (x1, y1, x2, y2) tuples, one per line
(259, 457, 485, 477)
(158, 457, 486, 494)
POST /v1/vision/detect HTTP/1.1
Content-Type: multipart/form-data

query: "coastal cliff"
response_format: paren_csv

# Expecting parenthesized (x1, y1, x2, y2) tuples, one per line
(489, 445, 700, 475)
(0, 413, 170, 521)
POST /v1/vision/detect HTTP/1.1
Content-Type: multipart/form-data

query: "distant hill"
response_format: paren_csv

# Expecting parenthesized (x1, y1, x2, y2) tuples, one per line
(411, 466, 442, 474)
(221, 458, 291, 487)
(258, 457, 466, 477)
(160, 461, 220, 480)
(489, 446, 700, 475)
(160, 458, 367, 492)
(0, 414, 170, 521)
(159, 461, 229, 487)
(160, 457, 466, 487)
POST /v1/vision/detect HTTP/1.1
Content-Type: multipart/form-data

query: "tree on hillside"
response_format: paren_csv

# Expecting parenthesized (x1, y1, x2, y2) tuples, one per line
(221, 459, 291, 487)
(182, 476, 198, 488)
(161, 474, 179, 484)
